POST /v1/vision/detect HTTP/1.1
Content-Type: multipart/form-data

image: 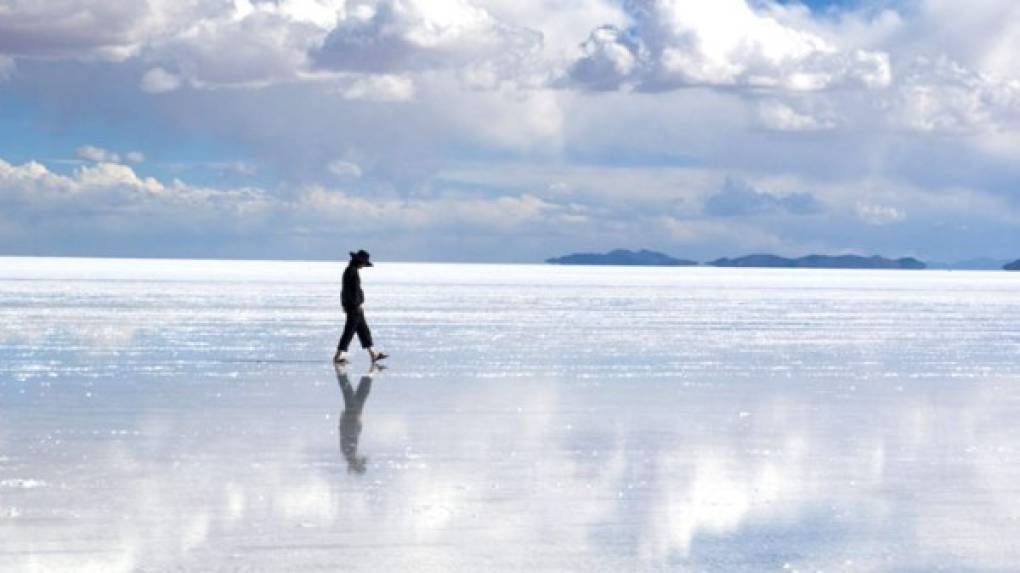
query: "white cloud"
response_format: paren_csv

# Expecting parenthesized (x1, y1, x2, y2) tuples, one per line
(312, 0, 541, 74)
(140, 67, 182, 93)
(755, 100, 836, 131)
(570, 26, 645, 91)
(340, 74, 415, 101)
(124, 151, 146, 164)
(3, 1, 1020, 262)
(147, 7, 321, 88)
(76, 145, 120, 163)
(856, 202, 906, 225)
(298, 186, 569, 232)
(75, 161, 164, 193)
(327, 159, 363, 178)
(0, 157, 274, 239)
(0, 155, 582, 256)
(567, 0, 892, 92)
(0, 1, 202, 61)
(891, 57, 1020, 134)
(75, 146, 146, 165)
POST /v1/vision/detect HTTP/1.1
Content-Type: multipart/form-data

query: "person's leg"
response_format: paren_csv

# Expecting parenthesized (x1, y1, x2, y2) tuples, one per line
(337, 309, 361, 352)
(355, 310, 374, 349)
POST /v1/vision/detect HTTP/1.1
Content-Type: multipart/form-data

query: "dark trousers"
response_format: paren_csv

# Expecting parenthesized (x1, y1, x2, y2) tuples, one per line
(337, 307, 373, 351)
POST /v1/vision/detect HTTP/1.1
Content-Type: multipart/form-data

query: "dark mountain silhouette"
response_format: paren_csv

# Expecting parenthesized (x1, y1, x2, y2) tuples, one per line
(1005, 260, 1020, 271)
(546, 249, 698, 266)
(709, 254, 926, 269)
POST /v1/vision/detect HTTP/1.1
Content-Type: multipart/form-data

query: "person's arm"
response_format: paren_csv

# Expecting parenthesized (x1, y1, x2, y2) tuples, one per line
(341, 267, 356, 308)
(357, 271, 365, 307)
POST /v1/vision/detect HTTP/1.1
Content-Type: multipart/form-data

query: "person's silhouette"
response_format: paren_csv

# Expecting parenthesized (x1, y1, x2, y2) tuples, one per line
(335, 363, 381, 474)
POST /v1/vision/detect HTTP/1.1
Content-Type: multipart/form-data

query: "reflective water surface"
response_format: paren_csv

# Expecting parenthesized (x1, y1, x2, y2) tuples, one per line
(2, 258, 1019, 572)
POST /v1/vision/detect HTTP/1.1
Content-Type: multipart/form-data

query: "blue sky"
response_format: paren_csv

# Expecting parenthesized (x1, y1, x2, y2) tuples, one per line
(1, 0, 1019, 263)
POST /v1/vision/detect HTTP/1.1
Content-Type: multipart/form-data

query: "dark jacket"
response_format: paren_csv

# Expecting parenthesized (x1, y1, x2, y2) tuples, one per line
(341, 264, 364, 310)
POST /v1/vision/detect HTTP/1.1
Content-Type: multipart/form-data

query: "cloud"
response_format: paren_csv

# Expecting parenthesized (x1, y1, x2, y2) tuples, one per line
(3, 0, 1020, 262)
(0, 157, 264, 214)
(0, 1, 153, 60)
(891, 57, 1020, 134)
(0, 156, 276, 258)
(140, 67, 182, 93)
(755, 100, 836, 131)
(856, 202, 905, 225)
(124, 151, 146, 164)
(75, 145, 145, 164)
(298, 186, 580, 234)
(0, 1, 333, 89)
(340, 74, 415, 101)
(311, 0, 542, 74)
(566, 0, 892, 92)
(75, 145, 117, 163)
(569, 25, 645, 91)
(0, 155, 581, 258)
(704, 178, 822, 217)
(327, 160, 363, 178)
(145, 6, 324, 88)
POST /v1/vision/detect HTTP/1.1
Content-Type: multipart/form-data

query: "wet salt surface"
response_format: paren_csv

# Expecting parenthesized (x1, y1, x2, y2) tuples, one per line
(2, 257, 1020, 572)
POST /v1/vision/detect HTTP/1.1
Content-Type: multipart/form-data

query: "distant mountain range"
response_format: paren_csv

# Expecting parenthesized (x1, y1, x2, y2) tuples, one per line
(546, 249, 1020, 270)
(547, 249, 931, 269)
(927, 258, 1011, 270)
(709, 254, 926, 269)
(546, 249, 698, 266)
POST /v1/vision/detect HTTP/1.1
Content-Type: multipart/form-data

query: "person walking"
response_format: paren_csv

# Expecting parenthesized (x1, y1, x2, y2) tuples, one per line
(334, 249, 388, 364)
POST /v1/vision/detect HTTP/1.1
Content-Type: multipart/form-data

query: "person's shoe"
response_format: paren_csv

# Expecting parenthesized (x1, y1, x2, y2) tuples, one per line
(333, 349, 348, 364)
(369, 349, 389, 362)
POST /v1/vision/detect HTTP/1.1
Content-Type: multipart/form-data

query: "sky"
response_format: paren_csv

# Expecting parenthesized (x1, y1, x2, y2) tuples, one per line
(0, 0, 1018, 263)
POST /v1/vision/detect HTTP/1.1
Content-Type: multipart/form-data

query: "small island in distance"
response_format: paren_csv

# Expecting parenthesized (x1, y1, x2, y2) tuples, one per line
(1006, 260, 1020, 271)
(547, 249, 929, 269)
(709, 253, 926, 270)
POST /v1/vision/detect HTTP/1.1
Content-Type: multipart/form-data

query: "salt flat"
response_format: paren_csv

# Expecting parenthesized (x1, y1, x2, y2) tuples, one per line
(1, 257, 1019, 572)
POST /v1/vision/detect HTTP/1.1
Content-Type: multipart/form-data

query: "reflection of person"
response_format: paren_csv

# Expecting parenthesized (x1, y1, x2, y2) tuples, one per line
(335, 363, 381, 474)
(334, 249, 388, 365)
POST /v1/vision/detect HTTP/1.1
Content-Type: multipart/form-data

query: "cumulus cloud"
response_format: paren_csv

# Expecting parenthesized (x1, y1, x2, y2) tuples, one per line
(0, 155, 583, 258)
(856, 202, 905, 225)
(339, 74, 415, 101)
(75, 145, 118, 163)
(124, 151, 146, 164)
(145, 5, 326, 88)
(569, 25, 646, 91)
(0, 156, 276, 256)
(75, 145, 145, 164)
(3, 0, 1020, 261)
(327, 159, 363, 178)
(0, 157, 257, 207)
(0, 1, 201, 61)
(704, 178, 822, 217)
(891, 57, 1020, 134)
(140, 67, 182, 93)
(298, 186, 574, 233)
(755, 100, 836, 131)
(312, 0, 542, 74)
(566, 0, 892, 92)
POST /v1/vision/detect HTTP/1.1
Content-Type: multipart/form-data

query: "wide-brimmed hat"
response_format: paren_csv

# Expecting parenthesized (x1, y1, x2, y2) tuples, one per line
(349, 249, 373, 266)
